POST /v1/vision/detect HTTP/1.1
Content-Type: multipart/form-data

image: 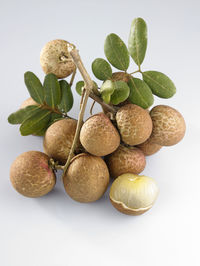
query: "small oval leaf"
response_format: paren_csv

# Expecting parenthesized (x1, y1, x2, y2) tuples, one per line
(43, 73, 61, 108)
(58, 80, 74, 113)
(128, 77, 154, 108)
(128, 18, 147, 66)
(8, 105, 40, 124)
(92, 58, 112, 80)
(24, 72, 45, 104)
(48, 113, 63, 126)
(110, 81, 130, 105)
(100, 80, 115, 104)
(76, 81, 85, 96)
(20, 109, 51, 136)
(142, 71, 176, 98)
(104, 33, 130, 71)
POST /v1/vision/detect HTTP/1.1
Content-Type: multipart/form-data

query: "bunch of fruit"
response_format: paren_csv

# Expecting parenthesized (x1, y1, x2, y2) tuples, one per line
(8, 18, 186, 215)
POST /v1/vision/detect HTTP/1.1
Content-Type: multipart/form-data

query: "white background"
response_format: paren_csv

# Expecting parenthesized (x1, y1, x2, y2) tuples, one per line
(1, 0, 200, 265)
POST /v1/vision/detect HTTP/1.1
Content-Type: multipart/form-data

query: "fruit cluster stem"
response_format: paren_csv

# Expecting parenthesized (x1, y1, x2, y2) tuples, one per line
(62, 48, 94, 176)
(89, 92, 117, 113)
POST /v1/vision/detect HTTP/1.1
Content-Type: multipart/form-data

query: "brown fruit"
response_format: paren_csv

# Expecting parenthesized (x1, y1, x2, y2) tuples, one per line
(10, 151, 56, 198)
(150, 105, 186, 146)
(111, 72, 130, 83)
(110, 173, 159, 215)
(116, 104, 153, 145)
(63, 153, 109, 203)
(106, 145, 146, 178)
(20, 97, 38, 109)
(40, 39, 76, 78)
(137, 137, 162, 156)
(80, 113, 120, 156)
(43, 118, 78, 164)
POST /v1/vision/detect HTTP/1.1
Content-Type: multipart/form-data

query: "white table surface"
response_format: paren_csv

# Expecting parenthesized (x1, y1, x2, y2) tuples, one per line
(1, 0, 200, 265)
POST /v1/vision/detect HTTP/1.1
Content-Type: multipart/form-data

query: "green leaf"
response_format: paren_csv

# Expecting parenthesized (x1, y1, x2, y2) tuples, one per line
(20, 109, 51, 136)
(34, 127, 47, 136)
(104, 33, 130, 71)
(100, 80, 115, 104)
(128, 77, 154, 108)
(142, 71, 176, 98)
(24, 72, 44, 104)
(48, 113, 63, 126)
(92, 81, 100, 96)
(76, 81, 85, 95)
(128, 18, 147, 66)
(8, 105, 40, 124)
(110, 81, 130, 105)
(43, 73, 61, 108)
(58, 80, 73, 113)
(92, 58, 112, 80)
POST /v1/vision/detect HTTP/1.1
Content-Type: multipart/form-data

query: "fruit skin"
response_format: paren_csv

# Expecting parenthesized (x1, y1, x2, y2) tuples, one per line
(111, 72, 130, 83)
(20, 97, 38, 109)
(40, 39, 76, 79)
(43, 118, 78, 164)
(106, 145, 146, 178)
(63, 153, 109, 203)
(116, 104, 153, 146)
(109, 173, 159, 215)
(10, 151, 56, 198)
(150, 105, 186, 146)
(80, 113, 120, 156)
(136, 137, 162, 156)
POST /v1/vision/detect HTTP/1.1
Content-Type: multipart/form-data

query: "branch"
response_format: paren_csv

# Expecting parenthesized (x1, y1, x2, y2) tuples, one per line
(89, 92, 117, 114)
(62, 48, 93, 176)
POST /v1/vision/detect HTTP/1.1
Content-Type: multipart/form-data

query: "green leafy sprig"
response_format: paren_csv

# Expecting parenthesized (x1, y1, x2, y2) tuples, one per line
(8, 72, 74, 136)
(85, 17, 176, 109)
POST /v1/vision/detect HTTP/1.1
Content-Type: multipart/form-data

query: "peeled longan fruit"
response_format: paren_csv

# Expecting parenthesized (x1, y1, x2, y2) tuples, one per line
(43, 118, 78, 164)
(150, 105, 186, 146)
(10, 151, 56, 198)
(63, 153, 109, 203)
(106, 145, 146, 179)
(40, 39, 76, 78)
(20, 97, 38, 109)
(80, 113, 120, 156)
(137, 137, 162, 156)
(116, 104, 153, 146)
(110, 173, 159, 215)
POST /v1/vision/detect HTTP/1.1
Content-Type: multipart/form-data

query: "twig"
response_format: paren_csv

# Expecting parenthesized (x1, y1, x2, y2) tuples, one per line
(129, 68, 142, 75)
(89, 92, 117, 114)
(62, 48, 93, 177)
(69, 67, 77, 86)
(90, 101, 95, 115)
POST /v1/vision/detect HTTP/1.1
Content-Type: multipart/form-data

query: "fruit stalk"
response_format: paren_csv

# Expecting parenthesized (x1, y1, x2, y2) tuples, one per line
(62, 48, 94, 176)
(89, 92, 117, 113)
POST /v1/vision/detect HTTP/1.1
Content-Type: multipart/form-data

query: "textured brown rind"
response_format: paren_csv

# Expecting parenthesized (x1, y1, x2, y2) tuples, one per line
(110, 198, 151, 215)
(43, 118, 78, 164)
(80, 113, 120, 156)
(40, 39, 76, 78)
(116, 104, 153, 145)
(10, 151, 56, 198)
(150, 105, 186, 146)
(111, 72, 130, 83)
(20, 97, 38, 109)
(106, 145, 146, 178)
(63, 153, 109, 203)
(137, 137, 162, 156)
